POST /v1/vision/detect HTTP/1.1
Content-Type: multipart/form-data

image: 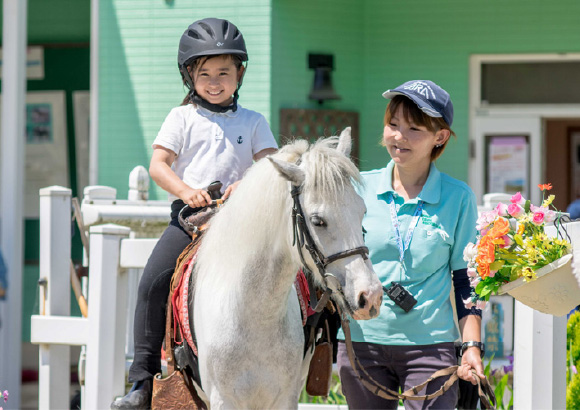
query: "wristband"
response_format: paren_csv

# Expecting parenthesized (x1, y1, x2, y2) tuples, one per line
(461, 341, 485, 358)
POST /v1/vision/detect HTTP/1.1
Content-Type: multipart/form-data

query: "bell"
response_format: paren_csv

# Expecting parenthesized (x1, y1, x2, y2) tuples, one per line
(309, 67, 341, 104)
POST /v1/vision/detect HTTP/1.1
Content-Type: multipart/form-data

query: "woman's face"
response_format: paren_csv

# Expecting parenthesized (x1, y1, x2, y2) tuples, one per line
(382, 105, 449, 168)
(191, 55, 244, 106)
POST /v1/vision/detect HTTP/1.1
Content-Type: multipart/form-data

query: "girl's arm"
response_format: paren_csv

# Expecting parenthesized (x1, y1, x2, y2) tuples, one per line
(149, 145, 211, 207)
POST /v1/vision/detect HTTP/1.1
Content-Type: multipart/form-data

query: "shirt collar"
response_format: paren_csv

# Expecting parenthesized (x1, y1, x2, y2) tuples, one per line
(376, 160, 441, 204)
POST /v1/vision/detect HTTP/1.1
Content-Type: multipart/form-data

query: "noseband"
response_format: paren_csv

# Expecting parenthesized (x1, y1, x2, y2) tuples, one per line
(291, 184, 369, 313)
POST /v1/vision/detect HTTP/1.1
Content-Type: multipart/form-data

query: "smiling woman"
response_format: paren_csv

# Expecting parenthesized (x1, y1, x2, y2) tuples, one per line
(336, 80, 484, 410)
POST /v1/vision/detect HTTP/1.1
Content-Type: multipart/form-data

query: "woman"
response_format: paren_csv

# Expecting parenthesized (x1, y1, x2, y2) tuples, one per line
(337, 80, 484, 409)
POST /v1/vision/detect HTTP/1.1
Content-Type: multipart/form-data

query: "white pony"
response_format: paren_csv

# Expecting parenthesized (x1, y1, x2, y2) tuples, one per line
(193, 128, 383, 409)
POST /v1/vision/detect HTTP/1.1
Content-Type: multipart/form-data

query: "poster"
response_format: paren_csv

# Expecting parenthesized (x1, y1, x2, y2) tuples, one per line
(487, 136, 529, 197)
(0, 46, 44, 79)
(73, 91, 90, 196)
(0, 91, 69, 218)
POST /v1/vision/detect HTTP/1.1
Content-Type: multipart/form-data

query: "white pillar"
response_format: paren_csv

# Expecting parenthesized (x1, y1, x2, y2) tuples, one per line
(0, 0, 28, 408)
(513, 303, 566, 409)
(37, 186, 72, 410)
(84, 224, 130, 410)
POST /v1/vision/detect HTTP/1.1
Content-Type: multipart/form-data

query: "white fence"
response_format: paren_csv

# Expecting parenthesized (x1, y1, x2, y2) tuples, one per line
(30, 181, 576, 409)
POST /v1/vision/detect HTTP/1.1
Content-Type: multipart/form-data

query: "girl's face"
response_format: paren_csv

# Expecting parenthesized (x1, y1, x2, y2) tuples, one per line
(383, 105, 449, 168)
(192, 55, 244, 106)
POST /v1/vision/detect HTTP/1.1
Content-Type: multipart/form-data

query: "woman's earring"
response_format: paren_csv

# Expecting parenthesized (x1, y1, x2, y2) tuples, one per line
(436, 143, 443, 148)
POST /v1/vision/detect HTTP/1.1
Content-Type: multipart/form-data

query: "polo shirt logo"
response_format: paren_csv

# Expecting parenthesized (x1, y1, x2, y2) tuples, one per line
(237, 136, 243, 144)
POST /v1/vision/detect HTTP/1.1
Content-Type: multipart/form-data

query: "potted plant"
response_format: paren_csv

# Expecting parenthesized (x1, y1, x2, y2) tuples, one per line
(464, 184, 577, 316)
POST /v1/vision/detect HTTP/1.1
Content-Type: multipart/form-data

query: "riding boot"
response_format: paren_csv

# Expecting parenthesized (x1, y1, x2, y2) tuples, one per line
(110, 378, 152, 410)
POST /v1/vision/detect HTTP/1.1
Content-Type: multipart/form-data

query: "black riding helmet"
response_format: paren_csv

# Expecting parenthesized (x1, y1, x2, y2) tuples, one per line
(178, 18, 248, 112)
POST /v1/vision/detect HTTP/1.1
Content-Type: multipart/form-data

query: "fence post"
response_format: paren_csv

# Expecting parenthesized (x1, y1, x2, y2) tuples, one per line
(84, 224, 131, 409)
(37, 186, 72, 410)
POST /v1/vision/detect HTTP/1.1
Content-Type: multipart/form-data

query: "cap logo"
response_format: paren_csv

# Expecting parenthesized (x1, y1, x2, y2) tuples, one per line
(216, 42, 224, 47)
(404, 81, 436, 100)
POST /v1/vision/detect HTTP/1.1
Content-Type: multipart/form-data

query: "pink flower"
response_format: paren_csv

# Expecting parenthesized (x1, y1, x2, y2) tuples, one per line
(510, 192, 526, 205)
(495, 202, 509, 217)
(507, 203, 524, 218)
(544, 210, 556, 223)
(532, 210, 545, 226)
(476, 299, 487, 310)
(464, 298, 475, 309)
(488, 269, 497, 278)
(477, 210, 497, 231)
(499, 234, 513, 248)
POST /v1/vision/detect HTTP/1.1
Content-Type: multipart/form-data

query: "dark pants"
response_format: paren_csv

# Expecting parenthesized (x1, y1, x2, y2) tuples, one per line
(128, 201, 191, 382)
(337, 341, 458, 410)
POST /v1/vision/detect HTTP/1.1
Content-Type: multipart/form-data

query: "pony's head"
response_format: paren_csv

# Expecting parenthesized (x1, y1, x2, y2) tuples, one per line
(269, 128, 383, 320)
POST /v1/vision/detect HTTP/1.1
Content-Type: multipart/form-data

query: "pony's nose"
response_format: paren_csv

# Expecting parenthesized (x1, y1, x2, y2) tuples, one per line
(356, 289, 383, 318)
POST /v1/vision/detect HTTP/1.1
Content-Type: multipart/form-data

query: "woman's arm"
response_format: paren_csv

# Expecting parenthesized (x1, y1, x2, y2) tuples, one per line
(149, 145, 211, 207)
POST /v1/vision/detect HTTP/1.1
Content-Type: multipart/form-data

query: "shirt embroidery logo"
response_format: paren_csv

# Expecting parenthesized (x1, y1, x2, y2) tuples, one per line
(404, 81, 436, 100)
(237, 136, 243, 144)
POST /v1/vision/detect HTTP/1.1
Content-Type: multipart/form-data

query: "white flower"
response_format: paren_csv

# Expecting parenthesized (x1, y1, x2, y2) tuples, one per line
(463, 242, 478, 262)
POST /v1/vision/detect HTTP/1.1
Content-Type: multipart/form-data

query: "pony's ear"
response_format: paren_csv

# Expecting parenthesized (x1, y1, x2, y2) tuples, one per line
(336, 127, 352, 157)
(268, 157, 305, 186)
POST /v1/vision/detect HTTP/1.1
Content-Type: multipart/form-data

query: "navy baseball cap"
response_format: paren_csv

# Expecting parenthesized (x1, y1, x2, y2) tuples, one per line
(382, 80, 454, 127)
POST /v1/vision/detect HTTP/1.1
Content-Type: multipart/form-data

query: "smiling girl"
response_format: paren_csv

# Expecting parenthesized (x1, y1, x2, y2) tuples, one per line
(111, 18, 278, 409)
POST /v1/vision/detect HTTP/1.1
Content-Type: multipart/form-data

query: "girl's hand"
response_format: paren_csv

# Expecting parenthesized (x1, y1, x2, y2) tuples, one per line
(457, 347, 486, 385)
(222, 180, 241, 200)
(180, 188, 212, 208)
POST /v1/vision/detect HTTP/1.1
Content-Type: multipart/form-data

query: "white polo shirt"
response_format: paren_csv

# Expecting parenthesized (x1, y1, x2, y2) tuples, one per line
(153, 104, 278, 200)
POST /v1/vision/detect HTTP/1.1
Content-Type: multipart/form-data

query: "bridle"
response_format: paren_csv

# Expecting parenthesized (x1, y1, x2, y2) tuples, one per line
(290, 184, 369, 314)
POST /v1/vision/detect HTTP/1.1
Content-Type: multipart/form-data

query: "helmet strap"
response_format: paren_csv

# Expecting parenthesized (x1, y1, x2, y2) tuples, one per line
(190, 89, 239, 113)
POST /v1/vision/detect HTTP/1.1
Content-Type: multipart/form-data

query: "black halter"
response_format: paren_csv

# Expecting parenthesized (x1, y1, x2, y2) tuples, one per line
(291, 184, 369, 313)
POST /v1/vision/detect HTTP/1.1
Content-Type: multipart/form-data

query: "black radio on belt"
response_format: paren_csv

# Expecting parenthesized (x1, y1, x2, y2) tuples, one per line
(384, 282, 417, 313)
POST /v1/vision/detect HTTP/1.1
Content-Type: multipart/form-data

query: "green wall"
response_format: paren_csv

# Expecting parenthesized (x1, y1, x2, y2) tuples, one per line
(272, 0, 580, 180)
(98, 1, 272, 200)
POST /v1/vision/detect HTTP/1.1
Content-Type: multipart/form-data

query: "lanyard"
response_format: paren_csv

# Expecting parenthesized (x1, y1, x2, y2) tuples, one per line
(388, 194, 424, 262)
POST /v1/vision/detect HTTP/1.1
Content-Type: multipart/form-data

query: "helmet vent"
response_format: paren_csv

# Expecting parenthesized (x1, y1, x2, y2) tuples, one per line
(233, 29, 241, 40)
(187, 29, 201, 40)
(198, 22, 215, 39)
(222, 20, 230, 38)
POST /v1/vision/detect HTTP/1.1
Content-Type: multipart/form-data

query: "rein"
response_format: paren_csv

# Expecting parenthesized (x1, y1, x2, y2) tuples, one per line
(337, 304, 497, 409)
(290, 184, 368, 314)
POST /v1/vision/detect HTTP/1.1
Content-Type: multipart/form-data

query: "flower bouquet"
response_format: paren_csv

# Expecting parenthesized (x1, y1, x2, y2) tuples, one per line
(464, 184, 577, 316)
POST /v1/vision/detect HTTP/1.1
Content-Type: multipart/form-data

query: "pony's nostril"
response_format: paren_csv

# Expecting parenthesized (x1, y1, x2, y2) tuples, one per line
(358, 292, 368, 309)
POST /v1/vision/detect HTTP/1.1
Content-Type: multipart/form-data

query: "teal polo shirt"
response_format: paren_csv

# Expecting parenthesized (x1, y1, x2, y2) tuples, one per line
(338, 160, 478, 346)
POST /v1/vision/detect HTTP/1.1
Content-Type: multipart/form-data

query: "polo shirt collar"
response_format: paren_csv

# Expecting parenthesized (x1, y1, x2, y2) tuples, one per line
(376, 160, 441, 204)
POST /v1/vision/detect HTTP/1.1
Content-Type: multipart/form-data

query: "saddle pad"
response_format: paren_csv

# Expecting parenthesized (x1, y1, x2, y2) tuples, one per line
(172, 251, 198, 355)
(295, 268, 316, 326)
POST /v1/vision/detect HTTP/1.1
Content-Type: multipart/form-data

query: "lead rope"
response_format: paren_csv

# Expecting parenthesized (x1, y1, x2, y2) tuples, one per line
(337, 305, 496, 408)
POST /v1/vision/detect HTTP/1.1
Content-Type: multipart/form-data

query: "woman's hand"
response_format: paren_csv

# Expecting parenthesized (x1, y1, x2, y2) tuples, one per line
(222, 180, 241, 200)
(179, 187, 212, 208)
(457, 347, 486, 385)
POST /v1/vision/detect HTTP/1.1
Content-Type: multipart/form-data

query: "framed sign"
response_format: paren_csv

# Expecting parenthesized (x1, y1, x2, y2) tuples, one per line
(486, 135, 530, 198)
(0, 91, 69, 217)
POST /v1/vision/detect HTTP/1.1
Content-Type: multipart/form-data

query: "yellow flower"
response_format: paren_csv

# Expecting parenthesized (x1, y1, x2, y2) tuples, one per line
(522, 267, 536, 282)
(542, 195, 555, 208)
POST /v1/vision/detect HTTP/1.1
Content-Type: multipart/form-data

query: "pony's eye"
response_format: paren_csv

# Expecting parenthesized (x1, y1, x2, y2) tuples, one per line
(310, 215, 326, 227)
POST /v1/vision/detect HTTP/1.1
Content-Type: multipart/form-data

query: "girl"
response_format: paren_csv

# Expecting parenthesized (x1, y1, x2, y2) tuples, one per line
(111, 18, 277, 409)
(337, 80, 484, 409)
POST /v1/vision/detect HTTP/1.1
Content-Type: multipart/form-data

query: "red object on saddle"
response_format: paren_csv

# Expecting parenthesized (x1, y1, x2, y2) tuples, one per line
(171, 252, 198, 356)
(295, 269, 316, 326)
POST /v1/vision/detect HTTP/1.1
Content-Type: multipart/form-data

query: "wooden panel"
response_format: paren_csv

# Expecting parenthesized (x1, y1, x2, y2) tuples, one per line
(279, 108, 359, 163)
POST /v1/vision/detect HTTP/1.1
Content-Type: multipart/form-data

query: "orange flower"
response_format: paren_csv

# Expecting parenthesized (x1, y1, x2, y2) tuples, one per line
(477, 261, 491, 279)
(488, 217, 510, 238)
(477, 235, 495, 264)
(538, 183, 552, 191)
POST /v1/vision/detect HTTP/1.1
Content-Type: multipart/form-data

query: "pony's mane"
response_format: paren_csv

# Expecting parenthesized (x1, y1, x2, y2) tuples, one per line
(195, 136, 361, 283)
